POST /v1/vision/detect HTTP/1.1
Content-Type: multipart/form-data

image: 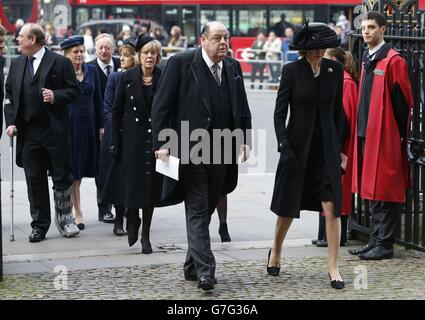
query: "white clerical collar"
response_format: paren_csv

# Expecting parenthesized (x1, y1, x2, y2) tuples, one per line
(201, 47, 223, 70)
(368, 40, 386, 58)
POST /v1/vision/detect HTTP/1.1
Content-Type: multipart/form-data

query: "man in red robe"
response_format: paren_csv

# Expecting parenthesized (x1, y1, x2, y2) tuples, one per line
(349, 12, 413, 260)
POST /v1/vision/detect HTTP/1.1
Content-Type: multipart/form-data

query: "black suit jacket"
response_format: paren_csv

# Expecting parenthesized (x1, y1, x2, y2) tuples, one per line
(4, 48, 79, 167)
(152, 47, 252, 201)
(0, 55, 4, 137)
(87, 57, 120, 97)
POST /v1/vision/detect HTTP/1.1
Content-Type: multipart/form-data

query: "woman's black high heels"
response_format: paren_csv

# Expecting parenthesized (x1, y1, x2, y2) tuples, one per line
(266, 249, 280, 276)
(328, 273, 345, 289)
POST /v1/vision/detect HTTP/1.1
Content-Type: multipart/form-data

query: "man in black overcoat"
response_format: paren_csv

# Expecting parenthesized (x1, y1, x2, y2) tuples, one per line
(0, 24, 6, 136)
(4, 23, 80, 242)
(87, 33, 120, 223)
(152, 21, 252, 291)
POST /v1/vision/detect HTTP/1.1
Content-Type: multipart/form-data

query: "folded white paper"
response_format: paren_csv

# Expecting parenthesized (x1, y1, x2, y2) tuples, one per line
(155, 155, 180, 181)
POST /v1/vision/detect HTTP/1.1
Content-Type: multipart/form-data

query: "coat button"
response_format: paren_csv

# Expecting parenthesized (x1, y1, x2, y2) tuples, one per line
(207, 117, 211, 122)
(135, 118, 139, 122)
(133, 107, 136, 111)
(148, 129, 151, 133)
(127, 84, 130, 87)
(131, 96, 134, 100)
(148, 118, 151, 122)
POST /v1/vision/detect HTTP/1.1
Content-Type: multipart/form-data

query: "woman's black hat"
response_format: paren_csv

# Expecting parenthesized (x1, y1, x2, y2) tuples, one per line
(134, 22, 155, 52)
(289, 20, 340, 50)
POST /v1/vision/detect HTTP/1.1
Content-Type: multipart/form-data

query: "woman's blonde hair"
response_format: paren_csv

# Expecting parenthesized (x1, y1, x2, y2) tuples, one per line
(135, 40, 162, 66)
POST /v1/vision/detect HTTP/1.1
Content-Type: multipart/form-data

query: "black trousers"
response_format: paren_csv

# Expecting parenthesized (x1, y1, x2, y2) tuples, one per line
(21, 122, 73, 232)
(250, 63, 265, 84)
(180, 163, 227, 278)
(359, 138, 401, 247)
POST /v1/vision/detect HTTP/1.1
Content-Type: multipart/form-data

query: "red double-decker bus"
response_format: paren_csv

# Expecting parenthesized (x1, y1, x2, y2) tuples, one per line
(0, 0, 38, 33)
(70, 0, 364, 45)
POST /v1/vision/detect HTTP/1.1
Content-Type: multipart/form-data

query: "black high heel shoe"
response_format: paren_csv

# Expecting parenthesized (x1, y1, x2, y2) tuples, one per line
(328, 273, 345, 289)
(266, 249, 280, 276)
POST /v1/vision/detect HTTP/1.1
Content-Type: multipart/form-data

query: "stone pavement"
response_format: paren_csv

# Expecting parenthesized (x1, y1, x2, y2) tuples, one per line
(1, 175, 425, 300)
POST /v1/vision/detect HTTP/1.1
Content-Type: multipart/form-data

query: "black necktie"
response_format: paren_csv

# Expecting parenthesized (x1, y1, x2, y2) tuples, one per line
(28, 56, 35, 78)
(105, 65, 111, 77)
(211, 64, 221, 85)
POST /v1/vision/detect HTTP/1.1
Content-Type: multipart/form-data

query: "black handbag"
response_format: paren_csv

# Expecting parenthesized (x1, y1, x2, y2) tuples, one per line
(407, 138, 425, 165)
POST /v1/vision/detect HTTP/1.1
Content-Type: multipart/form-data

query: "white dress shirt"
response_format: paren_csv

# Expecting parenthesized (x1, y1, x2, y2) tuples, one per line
(202, 48, 223, 82)
(97, 57, 114, 76)
(368, 40, 386, 60)
(31, 46, 46, 75)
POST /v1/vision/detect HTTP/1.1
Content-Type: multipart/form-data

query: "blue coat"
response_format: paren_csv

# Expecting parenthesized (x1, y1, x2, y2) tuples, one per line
(69, 63, 103, 180)
(98, 71, 123, 187)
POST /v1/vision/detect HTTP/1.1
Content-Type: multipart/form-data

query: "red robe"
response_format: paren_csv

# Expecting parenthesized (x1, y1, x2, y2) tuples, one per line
(352, 49, 413, 203)
(341, 70, 358, 215)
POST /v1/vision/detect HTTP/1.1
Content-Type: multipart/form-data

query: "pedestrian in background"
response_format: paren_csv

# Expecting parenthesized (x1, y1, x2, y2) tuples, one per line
(249, 30, 266, 89)
(263, 31, 282, 83)
(268, 22, 345, 289)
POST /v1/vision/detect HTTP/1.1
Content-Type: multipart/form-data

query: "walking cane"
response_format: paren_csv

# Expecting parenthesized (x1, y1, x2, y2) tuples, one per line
(9, 128, 17, 242)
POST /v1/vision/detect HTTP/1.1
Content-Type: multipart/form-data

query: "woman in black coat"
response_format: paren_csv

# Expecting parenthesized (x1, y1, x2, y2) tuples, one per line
(268, 22, 346, 289)
(101, 33, 164, 254)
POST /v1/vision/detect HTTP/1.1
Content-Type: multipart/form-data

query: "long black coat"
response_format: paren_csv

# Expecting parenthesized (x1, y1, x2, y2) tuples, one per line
(270, 57, 344, 218)
(4, 49, 79, 167)
(151, 47, 252, 203)
(101, 66, 169, 208)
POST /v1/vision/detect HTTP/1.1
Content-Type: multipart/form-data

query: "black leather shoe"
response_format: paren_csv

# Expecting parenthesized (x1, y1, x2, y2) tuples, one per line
(316, 240, 328, 247)
(329, 273, 345, 289)
(198, 275, 215, 291)
(311, 239, 318, 245)
(266, 248, 280, 276)
(348, 242, 375, 255)
(359, 245, 394, 260)
(29, 228, 46, 243)
(102, 212, 115, 224)
(218, 223, 231, 242)
(185, 274, 217, 284)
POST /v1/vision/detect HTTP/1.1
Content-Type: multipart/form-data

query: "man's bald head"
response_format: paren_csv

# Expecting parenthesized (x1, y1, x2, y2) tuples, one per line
(201, 21, 228, 38)
(23, 23, 45, 46)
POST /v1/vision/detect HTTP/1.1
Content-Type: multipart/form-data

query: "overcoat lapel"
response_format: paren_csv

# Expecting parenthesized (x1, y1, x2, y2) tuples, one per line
(190, 48, 211, 114)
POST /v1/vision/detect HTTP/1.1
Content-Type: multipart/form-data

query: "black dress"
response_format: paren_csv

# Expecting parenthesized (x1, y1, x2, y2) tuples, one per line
(301, 74, 334, 206)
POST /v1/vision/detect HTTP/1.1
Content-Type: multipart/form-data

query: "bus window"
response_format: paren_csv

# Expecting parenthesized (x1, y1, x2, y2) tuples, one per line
(76, 8, 89, 27)
(164, 6, 179, 34)
(234, 8, 266, 36)
(3, 0, 33, 24)
(270, 9, 313, 30)
(92, 7, 106, 20)
(216, 10, 231, 32)
(182, 6, 197, 47)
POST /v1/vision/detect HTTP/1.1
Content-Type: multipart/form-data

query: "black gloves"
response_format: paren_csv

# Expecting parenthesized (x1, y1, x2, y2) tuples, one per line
(279, 141, 298, 172)
(110, 145, 119, 158)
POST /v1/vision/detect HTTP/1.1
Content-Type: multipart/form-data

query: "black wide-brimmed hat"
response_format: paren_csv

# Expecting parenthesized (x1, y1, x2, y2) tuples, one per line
(134, 22, 155, 52)
(289, 21, 340, 50)
(60, 35, 84, 50)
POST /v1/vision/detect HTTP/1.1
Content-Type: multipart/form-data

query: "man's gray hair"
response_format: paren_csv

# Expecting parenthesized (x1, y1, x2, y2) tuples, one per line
(26, 23, 45, 46)
(94, 33, 115, 48)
